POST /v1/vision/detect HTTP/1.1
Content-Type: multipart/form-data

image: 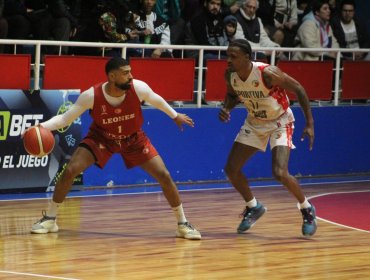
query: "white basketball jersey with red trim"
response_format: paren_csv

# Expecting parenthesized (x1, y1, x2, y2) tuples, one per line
(230, 62, 290, 120)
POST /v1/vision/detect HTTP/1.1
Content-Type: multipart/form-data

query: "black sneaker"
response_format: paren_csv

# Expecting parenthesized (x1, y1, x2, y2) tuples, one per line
(300, 203, 317, 237)
(237, 201, 266, 233)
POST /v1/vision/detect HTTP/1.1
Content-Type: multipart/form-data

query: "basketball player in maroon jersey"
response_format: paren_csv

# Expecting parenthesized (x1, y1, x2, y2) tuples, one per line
(219, 39, 317, 236)
(30, 57, 201, 240)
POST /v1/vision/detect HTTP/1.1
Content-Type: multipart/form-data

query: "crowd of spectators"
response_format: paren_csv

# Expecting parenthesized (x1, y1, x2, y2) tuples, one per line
(0, 0, 369, 61)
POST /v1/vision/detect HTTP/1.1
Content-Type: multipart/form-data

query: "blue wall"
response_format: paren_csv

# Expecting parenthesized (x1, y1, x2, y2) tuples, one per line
(82, 106, 370, 187)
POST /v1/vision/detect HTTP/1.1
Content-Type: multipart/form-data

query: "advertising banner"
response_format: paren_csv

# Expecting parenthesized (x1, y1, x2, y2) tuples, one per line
(0, 89, 82, 191)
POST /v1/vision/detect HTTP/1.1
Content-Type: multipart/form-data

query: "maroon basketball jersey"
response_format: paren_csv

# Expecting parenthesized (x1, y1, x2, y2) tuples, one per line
(89, 83, 144, 140)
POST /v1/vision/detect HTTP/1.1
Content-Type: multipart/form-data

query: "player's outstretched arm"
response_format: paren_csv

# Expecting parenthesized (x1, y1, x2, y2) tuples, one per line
(173, 113, 194, 131)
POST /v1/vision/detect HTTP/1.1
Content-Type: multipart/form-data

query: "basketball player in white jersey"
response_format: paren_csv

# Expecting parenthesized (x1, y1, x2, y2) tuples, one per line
(219, 39, 317, 236)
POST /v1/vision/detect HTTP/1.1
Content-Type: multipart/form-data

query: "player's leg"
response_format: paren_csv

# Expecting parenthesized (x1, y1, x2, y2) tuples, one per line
(224, 142, 258, 202)
(31, 146, 96, 234)
(224, 142, 266, 233)
(140, 155, 201, 240)
(141, 155, 181, 207)
(271, 146, 305, 201)
(53, 146, 96, 202)
(271, 145, 317, 236)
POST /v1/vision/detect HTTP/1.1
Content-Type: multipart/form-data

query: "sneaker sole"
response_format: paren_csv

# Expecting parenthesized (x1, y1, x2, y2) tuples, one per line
(237, 207, 267, 234)
(302, 221, 317, 237)
(31, 226, 59, 234)
(176, 231, 202, 240)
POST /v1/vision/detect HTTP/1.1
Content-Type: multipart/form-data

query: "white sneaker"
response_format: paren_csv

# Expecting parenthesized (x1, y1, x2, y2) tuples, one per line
(176, 222, 201, 240)
(31, 211, 59, 234)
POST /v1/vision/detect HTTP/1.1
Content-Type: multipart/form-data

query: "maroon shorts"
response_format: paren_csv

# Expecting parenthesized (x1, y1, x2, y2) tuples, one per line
(80, 129, 158, 169)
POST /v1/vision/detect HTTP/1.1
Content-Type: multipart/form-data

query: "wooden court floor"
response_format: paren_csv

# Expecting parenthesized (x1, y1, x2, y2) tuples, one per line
(1, 181, 370, 280)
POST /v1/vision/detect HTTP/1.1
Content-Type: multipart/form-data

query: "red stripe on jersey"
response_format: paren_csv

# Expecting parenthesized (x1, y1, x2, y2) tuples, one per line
(257, 64, 270, 89)
(286, 122, 294, 148)
(270, 86, 290, 111)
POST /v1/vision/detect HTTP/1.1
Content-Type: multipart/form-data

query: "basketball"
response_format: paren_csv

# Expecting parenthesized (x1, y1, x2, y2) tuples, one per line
(23, 126, 55, 157)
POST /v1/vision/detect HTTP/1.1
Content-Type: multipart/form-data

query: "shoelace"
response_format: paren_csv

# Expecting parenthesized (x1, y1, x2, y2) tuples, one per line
(179, 222, 195, 230)
(301, 208, 314, 223)
(37, 210, 54, 223)
(239, 207, 253, 219)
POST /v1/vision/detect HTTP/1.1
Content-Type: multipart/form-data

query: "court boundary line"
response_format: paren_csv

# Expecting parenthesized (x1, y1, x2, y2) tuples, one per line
(309, 190, 370, 234)
(1, 179, 370, 202)
(0, 270, 81, 280)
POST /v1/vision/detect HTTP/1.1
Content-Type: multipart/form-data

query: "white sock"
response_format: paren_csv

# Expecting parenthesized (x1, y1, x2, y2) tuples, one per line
(246, 197, 257, 208)
(172, 204, 187, 224)
(46, 200, 61, 217)
(298, 198, 311, 209)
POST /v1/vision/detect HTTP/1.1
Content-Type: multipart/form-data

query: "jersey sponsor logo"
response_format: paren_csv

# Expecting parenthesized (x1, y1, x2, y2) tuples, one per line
(114, 108, 122, 114)
(252, 80, 259, 87)
(235, 90, 265, 99)
(0, 112, 44, 140)
(253, 110, 267, 118)
(102, 114, 135, 124)
(101, 105, 108, 115)
(142, 147, 149, 154)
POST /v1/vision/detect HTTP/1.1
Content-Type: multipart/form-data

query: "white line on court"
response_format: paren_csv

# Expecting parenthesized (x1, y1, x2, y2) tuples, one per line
(309, 190, 370, 234)
(1, 178, 370, 202)
(0, 270, 81, 279)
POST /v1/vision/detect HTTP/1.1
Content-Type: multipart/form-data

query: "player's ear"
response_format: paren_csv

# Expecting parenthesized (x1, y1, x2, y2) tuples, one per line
(108, 71, 115, 81)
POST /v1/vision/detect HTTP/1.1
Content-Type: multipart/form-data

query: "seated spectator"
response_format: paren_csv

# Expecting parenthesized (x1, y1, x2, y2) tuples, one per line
(223, 14, 238, 43)
(222, 0, 243, 15)
(256, 0, 285, 45)
(154, 0, 185, 47)
(293, 0, 339, 61)
(3, 0, 31, 54)
(24, 0, 78, 55)
(67, 0, 106, 56)
(234, 0, 280, 59)
(328, 0, 338, 18)
(272, 0, 299, 47)
(98, 0, 140, 57)
(184, 0, 228, 59)
(135, 0, 172, 58)
(0, 0, 8, 53)
(330, 0, 370, 60)
(182, 0, 202, 22)
(297, 0, 311, 26)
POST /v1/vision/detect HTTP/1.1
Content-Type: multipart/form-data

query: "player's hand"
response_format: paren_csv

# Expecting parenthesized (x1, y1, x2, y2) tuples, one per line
(301, 124, 314, 151)
(173, 113, 194, 131)
(219, 108, 231, 122)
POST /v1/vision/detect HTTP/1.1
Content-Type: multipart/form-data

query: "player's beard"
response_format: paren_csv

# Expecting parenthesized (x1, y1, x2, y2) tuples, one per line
(115, 80, 132, 90)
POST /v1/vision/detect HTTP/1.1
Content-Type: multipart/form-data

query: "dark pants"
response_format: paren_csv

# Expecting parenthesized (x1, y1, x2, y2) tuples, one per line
(0, 17, 8, 53)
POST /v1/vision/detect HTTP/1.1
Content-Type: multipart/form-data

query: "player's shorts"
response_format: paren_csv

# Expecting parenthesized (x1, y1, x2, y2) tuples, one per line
(235, 108, 295, 152)
(80, 129, 158, 169)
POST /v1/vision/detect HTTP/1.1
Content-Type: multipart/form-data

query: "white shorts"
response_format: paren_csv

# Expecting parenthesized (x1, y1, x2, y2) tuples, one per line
(235, 108, 295, 152)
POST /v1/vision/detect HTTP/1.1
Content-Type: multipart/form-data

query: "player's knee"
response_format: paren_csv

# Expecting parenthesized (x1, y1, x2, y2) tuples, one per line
(61, 164, 80, 182)
(224, 164, 238, 180)
(155, 168, 172, 184)
(272, 167, 288, 182)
